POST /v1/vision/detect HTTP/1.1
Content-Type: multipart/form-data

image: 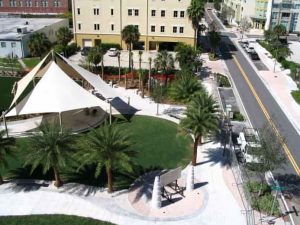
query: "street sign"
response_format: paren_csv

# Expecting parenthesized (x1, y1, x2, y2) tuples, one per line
(271, 185, 287, 191)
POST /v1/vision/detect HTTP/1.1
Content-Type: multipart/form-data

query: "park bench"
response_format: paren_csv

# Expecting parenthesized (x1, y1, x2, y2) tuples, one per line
(159, 167, 185, 202)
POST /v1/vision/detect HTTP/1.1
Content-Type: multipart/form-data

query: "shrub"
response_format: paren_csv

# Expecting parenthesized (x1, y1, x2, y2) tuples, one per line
(246, 181, 271, 194)
(66, 43, 80, 57)
(251, 193, 281, 216)
(232, 111, 244, 121)
(291, 90, 300, 104)
(216, 73, 231, 87)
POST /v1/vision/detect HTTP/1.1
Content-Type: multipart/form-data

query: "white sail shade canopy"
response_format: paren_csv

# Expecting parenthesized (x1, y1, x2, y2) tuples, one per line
(6, 62, 114, 117)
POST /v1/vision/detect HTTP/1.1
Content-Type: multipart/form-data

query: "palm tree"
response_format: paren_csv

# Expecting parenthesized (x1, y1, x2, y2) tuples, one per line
(121, 25, 140, 72)
(0, 130, 15, 184)
(28, 32, 51, 59)
(76, 123, 135, 193)
(175, 43, 201, 71)
(154, 50, 175, 86)
(148, 57, 152, 94)
(187, 0, 205, 49)
(24, 122, 75, 187)
(56, 27, 73, 46)
(169, 70, 204, 103)
(180, 93, 219, 166)
(208, 25, 221, 58)
(138, 50, 143, 90)
(273, 24, 286, 40)
(117, 51, 121, 83)
(138, 69, 147, 98)
(190, 92, 219, 114)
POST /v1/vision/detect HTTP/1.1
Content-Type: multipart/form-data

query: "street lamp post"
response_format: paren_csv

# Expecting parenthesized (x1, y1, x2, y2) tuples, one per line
(223, 105, 233, 159)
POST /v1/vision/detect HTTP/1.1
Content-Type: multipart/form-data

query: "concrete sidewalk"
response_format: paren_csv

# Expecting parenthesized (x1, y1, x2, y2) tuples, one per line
(235, 39, 300, 135)
(0, 142, 247, 225)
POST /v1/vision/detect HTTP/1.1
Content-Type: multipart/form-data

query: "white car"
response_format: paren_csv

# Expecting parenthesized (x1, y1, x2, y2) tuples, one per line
(108, 48, 118, 57)
(246, 46, 255, 54)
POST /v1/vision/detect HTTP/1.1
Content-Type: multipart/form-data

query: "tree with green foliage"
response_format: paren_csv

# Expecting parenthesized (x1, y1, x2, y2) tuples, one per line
(56, 27, 73, 46)
(214, 0, 221, 11)
(24, 122, 75, 187)
(154, 50, 175, 86)
(239, 17, 252, 40)
(169, 70, 204, 103)
(180, 93, 219, 166)
(208, 22, 221, 58)
(175, 43, 201, 71)
(28, 32, 51, 58)
(273, 24, 287, 40)
(187, 0, 205, 48)
(0, 130, 15, 184)
(87, 46, 105, 75)
(76, 122, 135, 193)
(121, 25, 140, 71)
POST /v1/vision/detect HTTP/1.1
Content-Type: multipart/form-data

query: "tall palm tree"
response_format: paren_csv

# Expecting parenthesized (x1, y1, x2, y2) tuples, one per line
(138, 69, 147, 98)
(180, 93, 219, 166)
(138, 50, 143, 90)
(190, 92, 219, 114)
(117, 51, 121, 84)
(187, 0, 205, 49)
(56, 27, 73, 46)
(24, 122, 75, 187)
(0, 130, 15, 184)
(76, 123, 135, 193)
(148, 57, 152, 94)
(121, 25, 140, 72)
(154, 50, 175, 86)
(28, 32, 51, 59)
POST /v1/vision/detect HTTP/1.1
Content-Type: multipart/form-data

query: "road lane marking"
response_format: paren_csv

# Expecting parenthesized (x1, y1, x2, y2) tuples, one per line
(232, 55, 300, 176)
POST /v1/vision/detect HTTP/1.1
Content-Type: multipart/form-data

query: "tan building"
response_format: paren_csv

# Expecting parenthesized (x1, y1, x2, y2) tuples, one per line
(72, 0, 194, 50)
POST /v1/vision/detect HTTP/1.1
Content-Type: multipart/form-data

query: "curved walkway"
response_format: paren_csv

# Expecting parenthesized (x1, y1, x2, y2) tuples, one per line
(0, 85, 247, 225)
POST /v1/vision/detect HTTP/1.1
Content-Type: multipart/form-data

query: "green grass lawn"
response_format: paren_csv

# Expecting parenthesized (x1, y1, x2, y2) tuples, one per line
(22, 57, 41, 68)
(0, 215, 115, 225)
(2, 115, 192, 188)
(0, 76, 20, 111)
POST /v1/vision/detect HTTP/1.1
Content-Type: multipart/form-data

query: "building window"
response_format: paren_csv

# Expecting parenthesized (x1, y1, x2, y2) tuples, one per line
(161, 10, 165, 17)
(45, 0, 48, 7)
(111, 24, 114, 31)
(151, 10, 156, 16)
(160, 26, 165, 32)
(19, 1, 23, 7)
(77, 8, 80, 15)
(35, 1, 38, 7)
(94, 8, 99, 15)
(179, 27, 184, 33)
(180, 11, 185, 18)
(134, 25, 139, 30)
(94, 24, 100, 30)
(111, 8, 114, 15)
(134, 9, 139, 16)
(128, 9, 132, 16)
(54, 0, 60, 7)
(0, 0, 3, 7)
(1, 42, 6, 48)
(173, 26, 177, 33)
(173, 11, 178, 17)
(78, 23, 81, 30)
(10, 0, 17, 7)
(11, 42, 16, 48)
(151, 25, 155, 32)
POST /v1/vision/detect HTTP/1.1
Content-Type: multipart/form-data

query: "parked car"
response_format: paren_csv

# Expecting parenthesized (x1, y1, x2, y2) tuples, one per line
(250, 52, 260, 60)
(108, 48, 118, 57)
(240, 41, 249, 48)
(246, 46, 255, 54)
(81, 47, 91, 56)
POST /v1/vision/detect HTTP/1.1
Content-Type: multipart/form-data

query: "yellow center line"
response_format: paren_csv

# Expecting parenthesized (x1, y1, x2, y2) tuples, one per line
(232, 55, 300, 176)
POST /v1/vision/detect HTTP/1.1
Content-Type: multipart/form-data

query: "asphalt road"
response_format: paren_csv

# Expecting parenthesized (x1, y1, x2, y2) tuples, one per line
(205, 10, 300, 176)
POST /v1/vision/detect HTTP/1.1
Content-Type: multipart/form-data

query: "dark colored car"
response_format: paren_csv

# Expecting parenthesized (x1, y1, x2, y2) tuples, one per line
(250, 52, 260, 60)
(81, 47, 91, 56)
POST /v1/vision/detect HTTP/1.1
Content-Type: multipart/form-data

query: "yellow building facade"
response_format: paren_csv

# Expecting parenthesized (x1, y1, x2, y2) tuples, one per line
(72, 0, 195, 50)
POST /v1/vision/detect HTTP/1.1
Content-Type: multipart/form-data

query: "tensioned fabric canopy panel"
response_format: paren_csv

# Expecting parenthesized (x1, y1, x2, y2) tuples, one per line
(6, 62, 113, 117)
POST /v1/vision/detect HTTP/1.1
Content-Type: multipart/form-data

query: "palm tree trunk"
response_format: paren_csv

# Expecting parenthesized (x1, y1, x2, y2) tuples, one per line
(142, 82, 144, 98)
(101, 60, 104, 79)
(0, 174, 4, 185)
(128, 44, 131, 71)
(118, 59, 121, 84)
(53, 166, 62, 187)
(194, 28, 197, 50)
(148, 59, 152, 94)
(192, 136, 200, 166)
(138, 73, 141, 91)
(125, 73, 127, 89)
(106, 166, 113, 193)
